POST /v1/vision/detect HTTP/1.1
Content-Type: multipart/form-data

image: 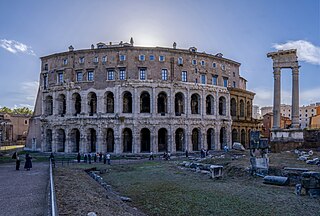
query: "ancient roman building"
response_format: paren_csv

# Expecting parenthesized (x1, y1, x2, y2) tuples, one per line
(27, 39, 250, 154)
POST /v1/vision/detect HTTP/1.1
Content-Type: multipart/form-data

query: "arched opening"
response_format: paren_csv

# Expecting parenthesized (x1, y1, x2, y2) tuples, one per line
(106, 128, 114, 152)
(140, 92, 150, 113)
(158, 128, 168, 152)
(247, 129, 251, 149)
(240, 100, 245, 117)
(247, 101, 252, 118)
(140, 128, 151, 152)
(219, 96, 226, 116)
(105, 92, 114, 113)
(175, 93, 184, 116)
(45, 95, 53, 115)
(232, 129, 238, 145)
(207, 128, 215, 150)
(231, 98, 237, 117)
(206, 95, 214, 115)
(46, 129, 52, 152)
(175, 128, 184, 152)
(88, 92, 97, 116)
(192, 128, 201, 151)
(191, 93, 200, 114)
(72, 93, 81, 116)
(241, 129, 246, 147)
(123, 128, 132, 152)
(220, 127, 226, 149)
(57, 129, 66, 152)
(123, 92, 132, 113)
(70, 128, 80, 152)
(57, 94, 66, 116)
(88, 128, 96, 152)
(157, 92, 167, 114)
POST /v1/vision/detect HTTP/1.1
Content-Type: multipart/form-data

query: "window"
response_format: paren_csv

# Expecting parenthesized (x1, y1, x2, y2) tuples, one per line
(79, 57, 84, 64)
(57, 72, 63, 84)
(94, 56, 99, 63)
(44, 64, 48, 71)
(305, 114, 308, 117)
(201, 60, 205, 66)
(139, 55, 145, 61)
(233, 81, 236, 88)
(149, 55, 155, 61)
(119, 69, 126, 80)
(119, 54, 126, 61)
(212, 75, 218, 85)
(201, 74, 206, 84)
(161, 69, 168, 81)
(43, 74, 48, 90)
(178, 57, 183, 65)
(87, 71, 94, 81)
(102, 56, 107, 63)
(63, 58, 68, 65)
(140, 68, 146, 80)
(223, 77, 228, 87)
(212, 62, 216, 68)
(76, 71, 83, 82)
(159, 55, 165, 62)
(24, 120, 28, 125)
(221, 64, 225, 70)
(181, 71, 187, 82)
(192, 59, 197, 65)
(107, 70, 114, 80)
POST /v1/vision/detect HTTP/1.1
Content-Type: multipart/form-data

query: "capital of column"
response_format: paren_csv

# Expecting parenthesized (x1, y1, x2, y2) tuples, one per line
(273, 67, 281, 75)
(292, 67, 299, 75)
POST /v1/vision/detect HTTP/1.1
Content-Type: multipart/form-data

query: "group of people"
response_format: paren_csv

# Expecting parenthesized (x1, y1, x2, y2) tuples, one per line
(77, 152, 111, 165)
(200, 148, 210, 158)
(11, 152, 32, 171)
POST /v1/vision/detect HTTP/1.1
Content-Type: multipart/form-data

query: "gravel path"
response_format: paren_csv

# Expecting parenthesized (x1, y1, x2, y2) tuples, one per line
(0, 162, 49, 216)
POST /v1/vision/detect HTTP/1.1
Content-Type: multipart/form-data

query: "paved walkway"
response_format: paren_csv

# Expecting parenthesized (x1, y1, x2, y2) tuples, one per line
(0, 162, 49, 216)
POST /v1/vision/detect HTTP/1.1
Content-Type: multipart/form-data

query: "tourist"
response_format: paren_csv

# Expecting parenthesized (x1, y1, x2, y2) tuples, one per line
(16, 154, 21, 171)
(106, 154, 111, 165)
(99, 152, 102, 162)
(77, 152, 81, 163)
(84, 154, 87, 163)
(94, 153, 97, 163)
(185, 150, 189, 158)
(149, 151, 154, 160)
(24, 153, 32, 171)
(88, 154, 92, 164)
(103, 154, 107, 164)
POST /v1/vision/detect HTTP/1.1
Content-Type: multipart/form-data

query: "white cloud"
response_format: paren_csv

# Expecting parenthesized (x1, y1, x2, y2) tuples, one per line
(18, 81, 39, 108)
(273, 40, 320, 65)
(0, 39, 35, 55)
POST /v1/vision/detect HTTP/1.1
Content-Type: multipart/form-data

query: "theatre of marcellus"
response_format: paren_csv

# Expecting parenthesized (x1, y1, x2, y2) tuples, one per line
(26, 38, 259, 154)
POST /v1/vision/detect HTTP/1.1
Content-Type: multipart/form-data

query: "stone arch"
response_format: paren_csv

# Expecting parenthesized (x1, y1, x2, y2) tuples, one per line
(123, 91, 132, 113)
(158, 128, 168, 152)
(192, 128, 201, 151)
(56, 128, 66, 152)
(191, 93, 201, 114)
(207, 128, 215, 150)
(122, 128, 132, 153)
(88, 92, 97, 116)
(69, 128, 80, 153)
(247, 101, 252, 118)
(46, 129, 52, 152)
(72, 93, 81, 116)
(219, 96, 226, 116)
(157, 92, 168, 114)
(219, 127, 226, 149)
(240, 99, 245, 117)
(140, 128, 151, 152)
(175, 92, 185, 116)
(45, 95, 53, 115)
(241, 129, 246, 147)
(87, 128, 97, 152)
(206, 95, 214, 115)
(57, 94, 66, 116)
(175, 128, 184, 152)
(140, 91, 151, 113)
(230, 98, 237, 117)
(232, 129, 238, 144)
(106, 128, 114, 152)
(105, 92, 114, 113)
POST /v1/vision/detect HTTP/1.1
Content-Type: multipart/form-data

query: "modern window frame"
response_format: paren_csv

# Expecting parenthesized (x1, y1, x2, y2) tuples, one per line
(139, 68, 146, 80)
(119, 69, 126, 80)
(139, 54, 145, 61)
(161, 69, 168, 81)
(149, 55, 155, 61)
(159, 55, 165, 62)
(119, 54, 126, 61)
(181, 71, 187, 82)
(107, 70, 114, 81)
(76, 71, 83, 82)
(87, 70, 94, 81)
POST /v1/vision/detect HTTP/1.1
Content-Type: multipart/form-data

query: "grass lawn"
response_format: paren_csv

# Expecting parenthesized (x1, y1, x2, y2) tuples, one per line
(101, 160, 320, 216)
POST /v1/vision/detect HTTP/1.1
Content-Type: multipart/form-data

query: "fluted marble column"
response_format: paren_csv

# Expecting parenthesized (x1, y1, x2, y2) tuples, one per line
(291, 67, 300, 128)
(273, 67, 281, 128)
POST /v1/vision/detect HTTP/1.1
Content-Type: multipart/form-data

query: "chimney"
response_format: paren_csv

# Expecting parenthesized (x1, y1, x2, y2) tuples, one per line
(68, 45, 74, 51)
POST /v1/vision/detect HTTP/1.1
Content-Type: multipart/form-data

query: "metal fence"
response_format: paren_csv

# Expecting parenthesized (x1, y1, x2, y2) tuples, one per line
(49, 158, 58, 216)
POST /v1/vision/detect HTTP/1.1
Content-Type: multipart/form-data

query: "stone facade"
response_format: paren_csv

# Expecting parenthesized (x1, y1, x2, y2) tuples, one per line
(27, 40, 248, 154)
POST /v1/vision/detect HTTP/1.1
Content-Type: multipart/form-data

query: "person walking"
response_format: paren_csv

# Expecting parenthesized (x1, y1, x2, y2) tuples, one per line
(88, 154, 92, 164)
(103, 154, 107, 164)
(16, 154, 21, 170)
(77, 153, 81, 163)
(106, 154, 111, 165)
(24, 153, 32, 171)
(149, 151, 154, 160)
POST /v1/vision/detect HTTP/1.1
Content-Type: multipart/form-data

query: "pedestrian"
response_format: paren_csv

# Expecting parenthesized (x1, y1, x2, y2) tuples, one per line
(149, 151, 154, 160)
(185, 150, 189, 158)
(77, 152, 81, 163)
(84, 154, 87, 163)
(88, 154, 92, 164)
(167, 152, 171, 160)
(94, 153, 97, 163)
(16, 154, 21, 170)
(24, 153, 32, 171)
(99, 152, 102, 162)
(49, 153, 55, 168)
(12, 151, 17, 160)
(106, 154, 111, 165)
(103, 154, 107, 164)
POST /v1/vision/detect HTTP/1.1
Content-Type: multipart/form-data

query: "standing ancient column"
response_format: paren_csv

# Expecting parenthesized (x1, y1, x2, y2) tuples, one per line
(291, 67, 300, 128)
(273, 67, 281, 128)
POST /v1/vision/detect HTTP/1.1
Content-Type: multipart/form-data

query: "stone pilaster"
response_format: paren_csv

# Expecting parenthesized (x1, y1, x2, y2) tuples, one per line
(291, 67, 300, 128)
(273, 67, 281, 128)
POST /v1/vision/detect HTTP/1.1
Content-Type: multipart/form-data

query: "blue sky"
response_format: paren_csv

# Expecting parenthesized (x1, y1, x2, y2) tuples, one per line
(0, 0, 319, 109)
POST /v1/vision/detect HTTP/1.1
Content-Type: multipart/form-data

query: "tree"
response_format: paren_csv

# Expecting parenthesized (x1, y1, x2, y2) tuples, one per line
(0, 107, 33, 115)
(0, 107, 13, 114)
